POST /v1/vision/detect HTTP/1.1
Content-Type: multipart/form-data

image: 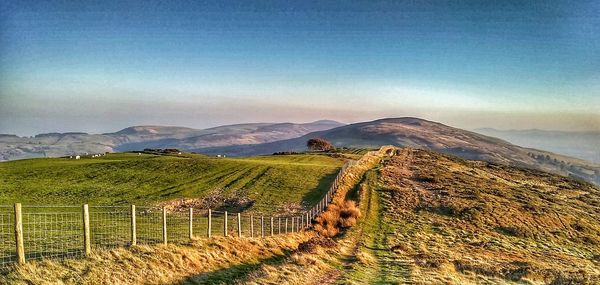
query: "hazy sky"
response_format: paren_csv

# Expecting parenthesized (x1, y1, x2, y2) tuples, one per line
(1, 0, 599, 136)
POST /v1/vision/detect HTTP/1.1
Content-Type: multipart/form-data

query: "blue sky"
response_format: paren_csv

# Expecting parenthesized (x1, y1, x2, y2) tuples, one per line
(1, 0, 599, 135)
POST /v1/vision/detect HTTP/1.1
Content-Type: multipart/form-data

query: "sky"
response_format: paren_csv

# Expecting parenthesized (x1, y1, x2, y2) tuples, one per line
(1, 0, 599, 136)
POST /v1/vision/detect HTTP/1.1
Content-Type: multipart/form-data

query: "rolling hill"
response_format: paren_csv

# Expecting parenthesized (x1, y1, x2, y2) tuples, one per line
(0, 120, 344, 161)
(364, 149, 600, 284)
(237, 148, 600, 284)
(199, 117, 600, 185)
(2, 117, 598, 185)
(3, 147, 599, 284)
(0, 152, 343, 213)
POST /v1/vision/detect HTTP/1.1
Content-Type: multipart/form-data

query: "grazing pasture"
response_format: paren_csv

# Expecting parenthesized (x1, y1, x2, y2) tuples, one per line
(0, 152, 344, 213)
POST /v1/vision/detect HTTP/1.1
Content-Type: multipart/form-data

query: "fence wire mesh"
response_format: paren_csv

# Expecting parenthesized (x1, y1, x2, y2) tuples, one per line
(210, 211, 226, 237)
(166, 211, 189, 243)
(90, 206, 131, 248)
(0, 206, 15, 266)
(136, 207, 162, 245)
(22, 206, 83, 261)
(192, 211, 209, 238)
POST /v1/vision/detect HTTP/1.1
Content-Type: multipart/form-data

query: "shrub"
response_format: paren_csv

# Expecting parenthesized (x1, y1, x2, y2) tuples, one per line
(314, 200, 361, 237)
(307, 138, 335, 152)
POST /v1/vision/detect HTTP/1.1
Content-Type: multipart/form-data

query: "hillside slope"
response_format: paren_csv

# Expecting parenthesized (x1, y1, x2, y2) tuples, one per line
(201, 117, 600, 185)
(0, 120, 344, 161)
(0, 152, 343, 213)
(239, 148, 600, 284)
(365, 149, 600, 284)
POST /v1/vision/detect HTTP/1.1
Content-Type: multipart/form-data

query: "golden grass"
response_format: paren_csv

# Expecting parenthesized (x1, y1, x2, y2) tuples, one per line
(1, 233, 313, 285)
(314, 146, 394, 237)
(379, 148, 600, 284)
(238, 237, 341, 285)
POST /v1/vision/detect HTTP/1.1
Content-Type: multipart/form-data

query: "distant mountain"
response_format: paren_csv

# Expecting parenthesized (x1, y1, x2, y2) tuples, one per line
(198, 117, 600, 185)
(475, 128, 600, 164)
(0, 120, 344, 161)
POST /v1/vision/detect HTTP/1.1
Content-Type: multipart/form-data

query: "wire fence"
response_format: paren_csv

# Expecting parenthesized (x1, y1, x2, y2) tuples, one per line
(0, 206, 15, 266)
(0, 147, 391, 268)
(90, 206, 130, 248)
(0, 205, 312, 268)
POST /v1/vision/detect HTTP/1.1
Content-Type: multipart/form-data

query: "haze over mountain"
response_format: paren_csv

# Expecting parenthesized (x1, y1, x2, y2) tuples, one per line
(475, 128, 600, 164)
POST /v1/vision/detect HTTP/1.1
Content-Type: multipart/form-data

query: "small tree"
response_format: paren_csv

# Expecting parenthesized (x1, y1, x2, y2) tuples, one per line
(307, 138, 334, 152)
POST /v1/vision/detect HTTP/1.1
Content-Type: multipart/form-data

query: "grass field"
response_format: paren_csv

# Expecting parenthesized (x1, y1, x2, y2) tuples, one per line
(0, 152, 344, 212)
(0, 152, 342, 266)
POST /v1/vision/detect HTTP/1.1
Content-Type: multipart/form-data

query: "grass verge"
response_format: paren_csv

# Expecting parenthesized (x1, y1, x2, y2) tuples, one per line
(1, 233, 313, 285)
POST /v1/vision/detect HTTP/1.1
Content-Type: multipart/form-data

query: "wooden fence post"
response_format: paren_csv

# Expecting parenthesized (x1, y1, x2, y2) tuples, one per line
(306, 213, 309, 228)
(83, 204, 91, 256)
(224, 211, 228, 237)
(207, 209, 212, 238)
(162, 207, 167, 245)
(270, 217, 274, 236)
(250, 215, 254, 238)
(131, 205, 136, 246)
(237, 213, 242, 237)
(189, 208, 193, 240)
(14, 203, 25, 264)
(260, 216, 264, 238)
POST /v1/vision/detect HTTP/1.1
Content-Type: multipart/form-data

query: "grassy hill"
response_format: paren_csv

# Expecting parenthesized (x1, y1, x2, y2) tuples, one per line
(337, 149, 600, 284)
(231, 148, 600, 284)
(202, 117, 600, 185)
(0, 152, 344, 213)
(3, 147, 600, 284)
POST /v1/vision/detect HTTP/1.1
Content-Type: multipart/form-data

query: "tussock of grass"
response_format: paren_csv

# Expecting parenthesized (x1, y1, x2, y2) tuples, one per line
(314, 201, 360, 237)
(314, 146, 394, 237)
(1, 233, 313, 285)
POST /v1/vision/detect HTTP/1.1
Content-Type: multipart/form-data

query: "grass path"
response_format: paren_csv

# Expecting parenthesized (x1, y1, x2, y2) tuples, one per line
(334, 165, 413, 284)
(234, 148, 414, 284)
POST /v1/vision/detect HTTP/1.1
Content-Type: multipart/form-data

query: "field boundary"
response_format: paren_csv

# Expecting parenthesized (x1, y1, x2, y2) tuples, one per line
(0, 146, 394, 268)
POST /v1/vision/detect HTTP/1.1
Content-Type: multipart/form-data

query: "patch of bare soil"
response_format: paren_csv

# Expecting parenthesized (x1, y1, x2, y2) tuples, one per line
(276, 202, 307, 215)
(156, 188, 254, 213)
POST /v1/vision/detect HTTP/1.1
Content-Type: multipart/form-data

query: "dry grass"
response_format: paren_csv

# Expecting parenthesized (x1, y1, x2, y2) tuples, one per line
(238, 236, 342, 285)
(1, 233, 313, 285)
(314, 201, 360, 237)
(379, 148, 600, 284)
(314, 146, 394, 237)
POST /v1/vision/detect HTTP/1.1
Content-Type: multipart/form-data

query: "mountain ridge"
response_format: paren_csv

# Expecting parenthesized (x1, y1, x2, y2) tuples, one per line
(0, 120, 345, 161)
(194, 117, 600, 185)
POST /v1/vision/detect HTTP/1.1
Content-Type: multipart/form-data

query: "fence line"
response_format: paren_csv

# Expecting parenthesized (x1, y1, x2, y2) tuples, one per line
(0, 204, 312, 267)
(0, 147, 393, 268)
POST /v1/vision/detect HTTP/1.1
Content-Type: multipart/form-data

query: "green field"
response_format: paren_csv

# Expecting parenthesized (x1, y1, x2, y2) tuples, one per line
(0, 152, 344, 212)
